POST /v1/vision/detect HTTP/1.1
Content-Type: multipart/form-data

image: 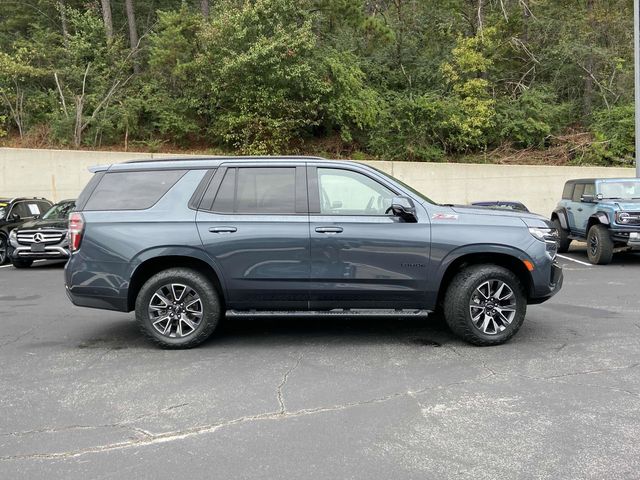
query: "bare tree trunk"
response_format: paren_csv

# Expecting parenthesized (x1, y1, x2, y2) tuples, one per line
(124, 0, 140, 73)
(100, 0, 113, 41)
(584, 0, 594, 116)
(521, 0, 531, 44)
(200, 0, 210, 19)
(58, 0, 68, 45)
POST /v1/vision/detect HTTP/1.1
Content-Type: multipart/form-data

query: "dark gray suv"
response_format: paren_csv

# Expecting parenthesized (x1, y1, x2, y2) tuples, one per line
(65, 157, 563, 348)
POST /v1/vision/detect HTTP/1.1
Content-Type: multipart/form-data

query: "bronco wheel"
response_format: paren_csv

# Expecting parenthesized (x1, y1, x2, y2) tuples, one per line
(444, 265, 527, 346)
(586, 224, 613, 265)
(552, 218, 571, 253)
(136, 268, 221, 349)
(12, 258, 33, 268)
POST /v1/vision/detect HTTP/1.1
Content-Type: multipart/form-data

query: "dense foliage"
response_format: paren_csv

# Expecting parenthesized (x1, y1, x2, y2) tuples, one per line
(0, 0, 635, 164)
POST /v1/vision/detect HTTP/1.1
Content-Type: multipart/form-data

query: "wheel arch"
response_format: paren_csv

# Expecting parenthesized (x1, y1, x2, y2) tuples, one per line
(127, 253, 226, 312)
(587, 212, 610, 232)
(435, 249, 534, 309)
(551, 208, 569, 230)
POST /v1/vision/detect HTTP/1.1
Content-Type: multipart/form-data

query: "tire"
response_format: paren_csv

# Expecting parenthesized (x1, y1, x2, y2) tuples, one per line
(0, 235, 7, 265)
(586, 224, 614, 265)
(552, 218, 571, 253)
(12, 258, 33, 269)
(135, 268, 221, 349)
(443, 265, 527, 346)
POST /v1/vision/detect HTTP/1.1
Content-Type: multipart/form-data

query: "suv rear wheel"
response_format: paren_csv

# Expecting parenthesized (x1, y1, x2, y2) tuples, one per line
(586, 224, 614, 265)
(551, 218, 571, 253)
(444, 265, 527, 346)
(136, 268, 221, 349)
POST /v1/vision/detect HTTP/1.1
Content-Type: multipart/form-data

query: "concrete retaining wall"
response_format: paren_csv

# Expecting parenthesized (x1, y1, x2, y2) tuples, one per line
(0, 147, 635, 216)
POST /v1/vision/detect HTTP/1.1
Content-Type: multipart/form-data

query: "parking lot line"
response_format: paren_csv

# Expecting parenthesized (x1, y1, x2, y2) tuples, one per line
(557, 254, 592, 267)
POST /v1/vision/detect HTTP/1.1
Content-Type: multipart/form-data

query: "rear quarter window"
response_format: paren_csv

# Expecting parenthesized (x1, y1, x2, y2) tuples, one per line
(562, 183, 574, 200)
(83, 170, 186, 211)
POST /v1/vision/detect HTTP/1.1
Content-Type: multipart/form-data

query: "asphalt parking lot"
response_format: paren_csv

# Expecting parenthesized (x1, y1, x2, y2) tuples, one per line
(1, 245, 639, 480)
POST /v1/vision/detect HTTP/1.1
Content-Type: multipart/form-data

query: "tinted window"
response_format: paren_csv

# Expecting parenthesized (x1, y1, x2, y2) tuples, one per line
(212, 169, 236, 213)
(572, 184, 585, 202)
(76, 172, 104, 210)
(84, 170, 185, 211)
(583, 183, 596, 196)
(562, 183, 574, 200)
(11, 201, 44, 218)
(318, 168, 394, 215)
(212, 168, 296, 214)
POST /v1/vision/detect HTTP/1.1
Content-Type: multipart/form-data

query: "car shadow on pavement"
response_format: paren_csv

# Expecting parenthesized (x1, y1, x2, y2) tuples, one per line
(74, 314, 459, 351)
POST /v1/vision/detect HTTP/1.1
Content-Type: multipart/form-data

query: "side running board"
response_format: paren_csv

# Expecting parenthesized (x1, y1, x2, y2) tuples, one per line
(226, 309, 430, 317)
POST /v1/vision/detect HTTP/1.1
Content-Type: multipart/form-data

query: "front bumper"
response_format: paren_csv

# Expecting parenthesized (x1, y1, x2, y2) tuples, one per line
(528, 260, 563, 305)
(611, 229, 640, 247)
(10, 244, 70, 260)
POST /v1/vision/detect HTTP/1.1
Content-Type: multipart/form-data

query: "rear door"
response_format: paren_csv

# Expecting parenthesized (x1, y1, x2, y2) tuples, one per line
(570, 183, 587, 235)
(196, 163, 310, 310)
(307, 164, 431, 310)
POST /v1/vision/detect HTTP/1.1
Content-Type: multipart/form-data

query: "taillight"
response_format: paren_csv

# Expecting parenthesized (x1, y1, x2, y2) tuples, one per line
(69, 212, 84, 252)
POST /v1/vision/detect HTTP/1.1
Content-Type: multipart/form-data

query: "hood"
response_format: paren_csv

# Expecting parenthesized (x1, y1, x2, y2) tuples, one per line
(16, 218, 68, 231)
(603, 199, 640, 211)
(451, 205, 544, 221)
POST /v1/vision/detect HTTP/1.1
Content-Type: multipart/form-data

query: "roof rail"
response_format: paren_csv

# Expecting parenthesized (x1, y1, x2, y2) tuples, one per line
(123, 155, 328, 164)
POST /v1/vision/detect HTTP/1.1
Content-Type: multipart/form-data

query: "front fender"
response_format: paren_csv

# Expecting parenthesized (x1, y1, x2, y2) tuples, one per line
(552, 208, 569, 230)
(428, 242, 536, 308)
(591, 211, 610, 226)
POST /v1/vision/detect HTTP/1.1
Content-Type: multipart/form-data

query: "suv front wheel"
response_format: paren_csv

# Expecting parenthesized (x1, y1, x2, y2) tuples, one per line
(444, 265, 527, 346)
(136, 268, 221, 349)
(586, 224, 614, 265)
(552, 218, 571, 253)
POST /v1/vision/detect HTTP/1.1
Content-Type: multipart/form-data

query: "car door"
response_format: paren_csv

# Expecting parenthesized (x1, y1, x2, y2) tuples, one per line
(570, 183, 588, 235)
(307, 164, 431, 310)
(577, 182, 598, 230)
(196, 164, 310, 310)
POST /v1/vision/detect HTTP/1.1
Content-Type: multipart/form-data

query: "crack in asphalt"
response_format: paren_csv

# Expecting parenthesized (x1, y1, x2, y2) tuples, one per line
(0, 403, 190, 439)
(0, 373, 496, 462)
(0, 328, 35, 348)
(276, 354, 303, 415)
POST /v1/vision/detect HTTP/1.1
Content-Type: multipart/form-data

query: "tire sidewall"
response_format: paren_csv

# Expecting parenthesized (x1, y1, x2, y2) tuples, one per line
(136, 269, 220, 348)
(0, 235, 7, 265)
(587, 225, 613, 265)
(446, 266, 527, 345)
(552, 218, 571, 253)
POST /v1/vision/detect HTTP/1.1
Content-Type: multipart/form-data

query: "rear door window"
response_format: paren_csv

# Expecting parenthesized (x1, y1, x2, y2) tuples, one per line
(84, 170, 185, 211)
(211, 167, 297, 214)
(572, 184, 585, 202)
(562, 183, 574, 200)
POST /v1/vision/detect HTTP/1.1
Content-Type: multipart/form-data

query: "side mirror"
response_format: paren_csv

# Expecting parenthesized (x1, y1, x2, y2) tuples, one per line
(387, 196, 417, 223)
(581, 194, 595, 203)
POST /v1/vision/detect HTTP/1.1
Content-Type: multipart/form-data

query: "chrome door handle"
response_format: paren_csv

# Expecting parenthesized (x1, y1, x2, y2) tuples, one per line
(315, 226, 343, 234)
(209, 226, 237, 233)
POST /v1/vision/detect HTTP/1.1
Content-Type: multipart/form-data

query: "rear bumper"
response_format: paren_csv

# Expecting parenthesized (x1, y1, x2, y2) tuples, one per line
(528, 261, 563, 305)
(64, 255, 129, 312)
(65, 284, 128, 312)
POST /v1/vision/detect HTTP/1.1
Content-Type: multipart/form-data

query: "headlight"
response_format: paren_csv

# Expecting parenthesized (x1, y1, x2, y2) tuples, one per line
(528, 227, 558, 243)
(529, 227, 559, 258)
(9, 229, 17, 240)
(615, 211, 640, 225)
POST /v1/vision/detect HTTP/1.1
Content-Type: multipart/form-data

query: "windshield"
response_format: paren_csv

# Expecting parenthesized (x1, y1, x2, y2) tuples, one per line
(598, 180, 640, 199)
(42, 201, 76, 220)
(368, 166, 436, 204)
